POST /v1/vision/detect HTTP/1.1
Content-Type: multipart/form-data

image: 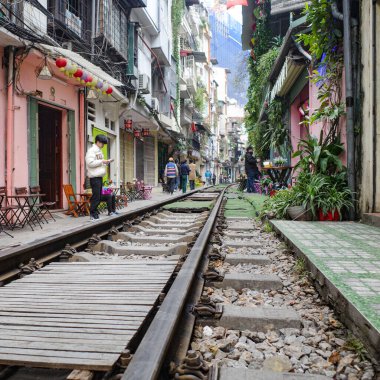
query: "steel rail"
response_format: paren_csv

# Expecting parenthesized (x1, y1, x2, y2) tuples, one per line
(122, 186, 227, 380)
(0, 188, 201, 277)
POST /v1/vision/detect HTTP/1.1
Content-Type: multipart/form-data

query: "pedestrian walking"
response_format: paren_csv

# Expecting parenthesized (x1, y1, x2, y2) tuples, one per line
(180, 160, 191, 193)
(219, 173, 223, 184)
(212, 172, 216, 186)
(205, 169, 212, 185)
(189, 160, 196, 190)
(245, 146, 260, 193)
(164, 157, 178, 195)
(85, 135, 113, 221)
(174, 159, 181, 192)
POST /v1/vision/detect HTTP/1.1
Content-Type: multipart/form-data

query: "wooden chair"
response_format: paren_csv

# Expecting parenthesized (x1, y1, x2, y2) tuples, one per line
(116, 185, 128, 209)
(30, 186, 56, 222)
(63, 184, 89, 217)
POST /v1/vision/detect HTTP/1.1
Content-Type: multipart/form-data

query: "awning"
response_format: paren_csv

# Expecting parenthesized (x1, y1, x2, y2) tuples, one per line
(191, 52, 207, 63)
(270, 57, 306, 101)
(40, 44, 123, 87)
(271, 0, 307, 15)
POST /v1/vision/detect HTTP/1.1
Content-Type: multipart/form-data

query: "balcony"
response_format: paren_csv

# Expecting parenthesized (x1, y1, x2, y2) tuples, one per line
(120, 0, 147, 7)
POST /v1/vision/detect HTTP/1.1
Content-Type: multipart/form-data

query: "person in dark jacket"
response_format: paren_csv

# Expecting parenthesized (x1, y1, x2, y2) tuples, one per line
(180, 160, 191, 193)
(245, 146, 260, 193)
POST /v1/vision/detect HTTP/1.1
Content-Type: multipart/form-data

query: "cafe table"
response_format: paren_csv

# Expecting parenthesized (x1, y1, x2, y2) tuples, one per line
(261, 166, 293, 188)
(7, 193, 46, 231)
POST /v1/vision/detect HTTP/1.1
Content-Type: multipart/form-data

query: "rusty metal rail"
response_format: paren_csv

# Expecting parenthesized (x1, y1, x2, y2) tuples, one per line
(122, 186, 228, 380)
(0, 189, 200, 278)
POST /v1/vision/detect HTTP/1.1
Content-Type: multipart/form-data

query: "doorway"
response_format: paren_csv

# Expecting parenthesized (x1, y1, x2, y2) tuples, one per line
(38, 104, 62, 208)
(135, 139, 144, 180)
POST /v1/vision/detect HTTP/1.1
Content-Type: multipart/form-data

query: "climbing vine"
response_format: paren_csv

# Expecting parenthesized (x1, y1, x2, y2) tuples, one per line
(171, 0, 185, 119)
(297, 0, 344, 144)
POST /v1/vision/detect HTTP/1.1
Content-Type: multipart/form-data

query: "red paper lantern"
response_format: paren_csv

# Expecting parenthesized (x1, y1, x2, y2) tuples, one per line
(142, 128, 150, 137)
(191, 122, 197, 132)
(73, 68, 83, 78)
(85, 75, 93, 83)
(106, 87, 113, 95)
(124, 119, 133, 130)
(133, 129, 141, 138)
(55, 57, 67, 69)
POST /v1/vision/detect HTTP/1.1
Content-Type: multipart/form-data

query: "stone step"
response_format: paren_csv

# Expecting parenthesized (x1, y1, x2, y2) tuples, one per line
(116, 232, 194, 244)
(224, 254, 270, 265)
(223, 240, 261, 249)
(214, 273, 282, 291)
(362, 213, 380, 228)
(95, 240, 187, 256)
(218, 368, 330, 380)
(219, 304, 301, 332)
(129, 226, 196, 236)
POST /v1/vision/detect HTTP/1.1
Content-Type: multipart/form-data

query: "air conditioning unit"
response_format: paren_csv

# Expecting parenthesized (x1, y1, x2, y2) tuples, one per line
(151, 97, 159, 112)
(138, 74, 150, 94)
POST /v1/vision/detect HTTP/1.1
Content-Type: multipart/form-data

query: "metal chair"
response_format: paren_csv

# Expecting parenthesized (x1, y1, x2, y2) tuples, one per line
(29, 186, 56, 223)
(0, 187, 14, 237)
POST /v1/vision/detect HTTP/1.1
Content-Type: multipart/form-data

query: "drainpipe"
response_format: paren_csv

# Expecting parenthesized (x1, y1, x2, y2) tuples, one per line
(6, 47, 14, 197)
(79, 89, 85, 190)
(342, 0, 356, 220)
(372, 1, 377, 212)
(332, 1, 356, 220)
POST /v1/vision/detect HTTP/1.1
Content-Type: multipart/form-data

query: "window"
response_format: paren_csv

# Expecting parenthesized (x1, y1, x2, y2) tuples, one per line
(110, 121, 115, 131)
(105, 117, 110, 129)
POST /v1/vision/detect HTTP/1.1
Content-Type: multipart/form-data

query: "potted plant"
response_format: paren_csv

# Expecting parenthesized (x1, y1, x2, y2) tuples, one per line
(273, 156, 286, 167)
(316, 186, 353, 221)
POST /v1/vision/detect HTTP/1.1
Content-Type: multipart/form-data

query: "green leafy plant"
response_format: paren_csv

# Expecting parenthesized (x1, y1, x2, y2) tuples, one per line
(294, 257, 308, 277)
(260, 188, 301, 219)
(293, 133, 344, 175)
(344, 335, 368, 361)
(262, 221, 273, 233)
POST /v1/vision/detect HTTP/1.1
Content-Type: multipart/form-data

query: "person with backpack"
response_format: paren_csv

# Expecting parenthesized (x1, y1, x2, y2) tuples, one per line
(180, 160, 191, 193)
(164, 157, 179, 195)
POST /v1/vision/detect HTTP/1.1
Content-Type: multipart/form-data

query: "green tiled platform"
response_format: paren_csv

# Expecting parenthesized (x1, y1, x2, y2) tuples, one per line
(272, 220, 380, 359)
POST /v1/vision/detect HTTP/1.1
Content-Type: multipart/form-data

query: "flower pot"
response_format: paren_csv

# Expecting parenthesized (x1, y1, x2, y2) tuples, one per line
(318, 209, 340, 221)
(287, 206, 312, 221)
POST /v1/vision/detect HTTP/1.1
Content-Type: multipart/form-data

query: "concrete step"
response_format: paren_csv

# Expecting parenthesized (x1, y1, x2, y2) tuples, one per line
(95, 240, 187, 256)
(224, 232, 258, 239)
(223, 240, 261, 249)
(140, 220, 202, 229)
(129, 226, 197, 236)
(116, 231, 194, 244)
(362, 213, 380, 228)
(218, 368, 330, 380)
(214, 273, 282, 291)
(69, 252, 181, 262)
(219, 304, 301, 332)
(224, 254, 270, 266)
(226, 224, 256, 231)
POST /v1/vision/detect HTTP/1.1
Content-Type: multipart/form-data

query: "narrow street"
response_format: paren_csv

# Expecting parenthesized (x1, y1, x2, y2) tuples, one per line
(0, 0, 379, 379)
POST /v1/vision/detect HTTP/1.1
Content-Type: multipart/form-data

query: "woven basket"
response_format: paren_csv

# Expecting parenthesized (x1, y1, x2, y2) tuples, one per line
(287, 206, 312, 221)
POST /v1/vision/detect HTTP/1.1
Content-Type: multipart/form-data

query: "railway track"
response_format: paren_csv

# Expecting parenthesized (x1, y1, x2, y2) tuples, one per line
(0, 186, 378, 380)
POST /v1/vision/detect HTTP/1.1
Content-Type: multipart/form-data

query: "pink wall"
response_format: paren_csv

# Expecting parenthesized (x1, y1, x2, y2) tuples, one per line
(0, 47, 6, 186)
(290, 69, 347, 171)
(290, 84, 309, 168)
(9, 50, 82, 207)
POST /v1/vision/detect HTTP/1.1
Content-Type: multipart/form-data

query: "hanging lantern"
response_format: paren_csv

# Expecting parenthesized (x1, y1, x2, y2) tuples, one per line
(142, 128, 150, 137)
(105, 86, 113, 95)
(96, 80, 104, 90)
(80, 72, 88, 84)
(55, 57, 67, 70)
(85, 75, 93, 84)
(191, 122, 197, 132)
(133, 129, 141, 138)
(73, 68, 83, 80)
(124, 119, 133, 130)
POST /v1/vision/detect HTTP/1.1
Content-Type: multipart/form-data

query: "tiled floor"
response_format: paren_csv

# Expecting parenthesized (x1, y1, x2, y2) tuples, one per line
(0, 187, 179, 252)
(272, 221, 380, 331)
